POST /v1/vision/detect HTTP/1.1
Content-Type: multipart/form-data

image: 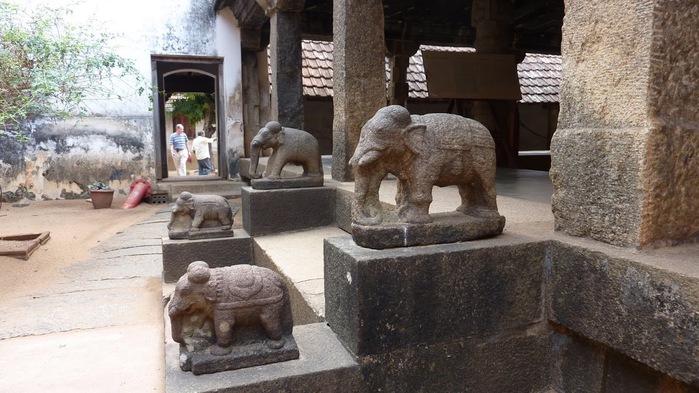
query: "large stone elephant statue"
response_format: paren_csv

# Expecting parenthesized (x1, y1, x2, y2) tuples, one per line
(168, 261, 293, 356)
(349, 105, 500, 225)
(249, 121, 323, 179)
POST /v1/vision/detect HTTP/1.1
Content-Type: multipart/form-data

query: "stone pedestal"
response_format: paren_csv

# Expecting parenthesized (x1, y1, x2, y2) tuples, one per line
(242, 186, 335, 236)
(324, 236, 550, 391)
(161, 230, 253, 283)
(179, 326, 299, 376)
(351, 212, 505, 249)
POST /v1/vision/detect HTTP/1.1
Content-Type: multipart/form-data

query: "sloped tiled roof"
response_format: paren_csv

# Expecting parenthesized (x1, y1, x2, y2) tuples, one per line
(298, 40, 561, 103)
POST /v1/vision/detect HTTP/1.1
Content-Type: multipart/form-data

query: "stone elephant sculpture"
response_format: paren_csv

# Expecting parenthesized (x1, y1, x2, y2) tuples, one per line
(249, 121, 323, 179)
(168, 261, 293, 356)
(167, 191, 233, 234)
(349, 105, 500, 225)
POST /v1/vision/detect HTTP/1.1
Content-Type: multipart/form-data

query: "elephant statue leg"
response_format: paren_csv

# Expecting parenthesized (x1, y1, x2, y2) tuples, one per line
(397, 173, 433, 224)
(456, 177, 499, 218)
(401, 189, 433, 224)
(260, 303, 285, 349)
(264, 154, 281, 179)
(210, 311, 235, 356)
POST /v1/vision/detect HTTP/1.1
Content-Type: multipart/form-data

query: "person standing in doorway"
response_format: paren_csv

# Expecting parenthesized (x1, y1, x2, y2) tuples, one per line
(170, 124, 190, 176)
(191, 130, 216, 175)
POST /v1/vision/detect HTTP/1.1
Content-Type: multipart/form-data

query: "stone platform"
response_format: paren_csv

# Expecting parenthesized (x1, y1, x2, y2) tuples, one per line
(161, 230, 253, 283)
(242, 186, 335, 236)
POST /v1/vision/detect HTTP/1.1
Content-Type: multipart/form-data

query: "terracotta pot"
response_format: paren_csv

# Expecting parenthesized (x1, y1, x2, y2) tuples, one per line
(89, 189, 114, 209)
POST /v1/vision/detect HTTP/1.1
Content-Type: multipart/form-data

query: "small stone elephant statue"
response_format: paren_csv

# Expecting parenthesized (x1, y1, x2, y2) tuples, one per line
(248, 121, 323, 188)
(167, 191, 234, 239)
(168, 262, 295, 360)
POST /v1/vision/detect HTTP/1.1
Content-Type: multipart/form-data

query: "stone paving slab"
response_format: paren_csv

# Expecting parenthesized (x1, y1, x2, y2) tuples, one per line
(0, 325, 164, 393)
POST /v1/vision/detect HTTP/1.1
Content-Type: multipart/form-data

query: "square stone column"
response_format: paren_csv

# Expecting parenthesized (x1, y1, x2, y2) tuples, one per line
(331, 0, 387, 181)
(551, 0, 699, 247)
(269, 9, 304, 129)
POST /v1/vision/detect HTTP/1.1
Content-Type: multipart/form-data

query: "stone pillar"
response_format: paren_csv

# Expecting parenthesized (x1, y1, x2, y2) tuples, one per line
(471, 0, 519, 167)
(387, 41, 419, 107)
(332, 0, 386, 181)
(550, 0, 699, 247)
(240, 28, 271, 157)
(266, 1, 304, 129)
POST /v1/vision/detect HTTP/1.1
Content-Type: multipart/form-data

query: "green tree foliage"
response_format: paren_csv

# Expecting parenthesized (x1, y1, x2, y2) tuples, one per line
(168, 93, 216, 137)
(0, 1, 146, 136)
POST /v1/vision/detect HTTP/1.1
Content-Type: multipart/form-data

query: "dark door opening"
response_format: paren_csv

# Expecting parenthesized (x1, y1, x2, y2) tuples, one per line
(152, 56, 226, 180)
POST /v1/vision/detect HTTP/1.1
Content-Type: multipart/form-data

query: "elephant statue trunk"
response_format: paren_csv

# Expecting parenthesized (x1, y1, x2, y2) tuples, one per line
(249, 140, 262, 179)
(169, 312, 184, 344)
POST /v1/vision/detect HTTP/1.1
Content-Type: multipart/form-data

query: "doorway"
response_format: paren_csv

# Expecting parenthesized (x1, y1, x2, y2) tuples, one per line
(151, 55, 227, 180)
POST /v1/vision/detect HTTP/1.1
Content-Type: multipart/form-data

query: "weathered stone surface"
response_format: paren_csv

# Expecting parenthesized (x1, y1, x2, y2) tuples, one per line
(168, 262, 297, 374)
(360, 327, 551, 393)
(549, 325, 606, 392)
(241, 186, 335, 236)
(551, 0, 699, 247)
(331, 0, 386, 181)
(550, 324, 699, 393)
(251, 175, 322, 190)
(324, 236, 546, 356)
(548, 241, 699, 386)
(181, 330, 299, 375)
(161, 231, 253, 283)
(167, 192, 235, 240)
(351, 212, 505, 249)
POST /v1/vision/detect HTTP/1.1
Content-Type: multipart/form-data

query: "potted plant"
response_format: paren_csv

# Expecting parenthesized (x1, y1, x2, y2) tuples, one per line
(88, 181, 114, 209)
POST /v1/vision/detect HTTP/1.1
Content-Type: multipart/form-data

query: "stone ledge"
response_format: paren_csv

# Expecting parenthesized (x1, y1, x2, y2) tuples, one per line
(324, 235, 547, 356)
(165, 323, 361, 393)
(548, 240, 699, 386)
(161, 231, 254, 283)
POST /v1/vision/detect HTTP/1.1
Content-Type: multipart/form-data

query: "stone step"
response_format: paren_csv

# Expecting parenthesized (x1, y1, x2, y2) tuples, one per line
(253, 225, 349, 324)
(156, 180, 246, 201)
(165, 323, 361, 392)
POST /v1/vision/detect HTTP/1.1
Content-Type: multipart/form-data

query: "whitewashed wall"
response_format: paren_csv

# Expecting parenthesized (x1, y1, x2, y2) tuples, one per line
(0, 0, 244, 199)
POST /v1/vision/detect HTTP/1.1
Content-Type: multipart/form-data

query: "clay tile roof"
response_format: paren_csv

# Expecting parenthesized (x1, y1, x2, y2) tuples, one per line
(290, 40, 561, 103)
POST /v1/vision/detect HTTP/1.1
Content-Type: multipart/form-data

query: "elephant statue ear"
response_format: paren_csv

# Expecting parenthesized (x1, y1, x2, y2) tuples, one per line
(403, 123, 428, 156)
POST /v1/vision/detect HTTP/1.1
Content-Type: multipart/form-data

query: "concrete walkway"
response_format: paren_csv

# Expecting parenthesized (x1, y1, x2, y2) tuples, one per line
(0, 208, 171, 392)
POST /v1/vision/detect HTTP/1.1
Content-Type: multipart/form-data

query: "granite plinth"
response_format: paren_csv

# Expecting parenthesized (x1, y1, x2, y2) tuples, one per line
(179, 332, 299, 375)
(324, 236, 545, 356)
(242, 186, 335, 236)
(351, 212, 506, 249)
(251, 176, 323, 190)
(161, 230, 253, 283)
(168, 227, 234, 240)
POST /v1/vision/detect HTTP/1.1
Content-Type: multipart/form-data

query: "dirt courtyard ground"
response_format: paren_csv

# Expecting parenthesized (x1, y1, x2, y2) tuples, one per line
(0, 196, 164, 299)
